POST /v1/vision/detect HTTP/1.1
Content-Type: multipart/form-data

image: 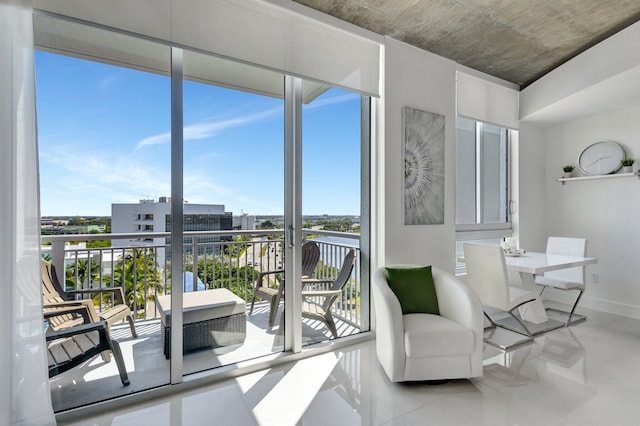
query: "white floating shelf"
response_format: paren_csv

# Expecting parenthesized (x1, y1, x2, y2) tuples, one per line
(557, 171, 640, 184)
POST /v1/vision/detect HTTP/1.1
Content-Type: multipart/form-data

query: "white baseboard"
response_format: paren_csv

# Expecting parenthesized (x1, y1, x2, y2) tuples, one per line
(579, 296, 640, 320)
(540, 287, 640, 320)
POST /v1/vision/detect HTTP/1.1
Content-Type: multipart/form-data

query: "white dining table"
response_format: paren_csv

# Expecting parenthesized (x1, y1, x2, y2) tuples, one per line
(503, 251, 597, 328)
(459, 250, 597, 336)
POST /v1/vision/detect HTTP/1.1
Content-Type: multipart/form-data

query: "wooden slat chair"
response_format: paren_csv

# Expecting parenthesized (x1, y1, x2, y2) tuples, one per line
(301, 248, 356, 338)
(45, 305, 130, 386)
(42, 260, 137, 338)
(249, 240, 321, 326)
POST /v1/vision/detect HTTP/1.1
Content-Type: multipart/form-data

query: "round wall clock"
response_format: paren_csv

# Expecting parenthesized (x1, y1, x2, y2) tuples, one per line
(577, 141, 625, 176)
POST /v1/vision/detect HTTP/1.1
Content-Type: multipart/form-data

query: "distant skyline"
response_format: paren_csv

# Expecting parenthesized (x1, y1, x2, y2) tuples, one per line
(35, 51, 362, 217)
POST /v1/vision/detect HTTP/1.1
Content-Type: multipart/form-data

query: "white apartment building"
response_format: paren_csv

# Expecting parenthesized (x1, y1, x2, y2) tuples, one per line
(233, 213, 256, 230)
(111, 198, 232, 265)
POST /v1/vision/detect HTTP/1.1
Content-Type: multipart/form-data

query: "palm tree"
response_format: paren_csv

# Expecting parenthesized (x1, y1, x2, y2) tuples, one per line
(65, 258, 101, 288)
(105, 248, 164, 313)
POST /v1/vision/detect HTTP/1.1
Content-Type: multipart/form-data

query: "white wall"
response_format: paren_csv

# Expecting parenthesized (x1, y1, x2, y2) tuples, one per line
(383, 37, 456, 271)
(520, 20, 640, 124)
(542, 106, 640, 318)
(519, 14, 640, 319)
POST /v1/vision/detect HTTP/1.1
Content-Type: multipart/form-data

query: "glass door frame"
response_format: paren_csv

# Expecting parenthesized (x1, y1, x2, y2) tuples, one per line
(283, 75, 303, 353)
(170, 46, 185, 383)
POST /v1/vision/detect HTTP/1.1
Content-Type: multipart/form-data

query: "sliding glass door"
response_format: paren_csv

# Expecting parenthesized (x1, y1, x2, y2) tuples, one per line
(35, 13, 370, 411)
(179, 49, 286, 374)
(35, 15, 173, 411)
(299, 81, 367, 346)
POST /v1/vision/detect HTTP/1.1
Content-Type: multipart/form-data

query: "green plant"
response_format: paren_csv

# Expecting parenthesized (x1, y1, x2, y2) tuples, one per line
(621, 158, 635, 166)
(562, 165, 575, 172)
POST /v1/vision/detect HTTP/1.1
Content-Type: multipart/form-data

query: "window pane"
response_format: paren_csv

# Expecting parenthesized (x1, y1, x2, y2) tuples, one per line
(455, 117, 476, 224)
(301, 83, 365, 346)
(481, 124, 508, 223)
(35, 18, 171, 411)
(181, 49, 285, 374)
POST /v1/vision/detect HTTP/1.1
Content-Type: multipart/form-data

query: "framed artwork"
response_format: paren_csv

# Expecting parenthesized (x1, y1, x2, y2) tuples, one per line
(403, 106, 445, 225)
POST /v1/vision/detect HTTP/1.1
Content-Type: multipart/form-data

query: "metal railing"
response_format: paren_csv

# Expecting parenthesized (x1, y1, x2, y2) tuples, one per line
(41, 229, 362, 328)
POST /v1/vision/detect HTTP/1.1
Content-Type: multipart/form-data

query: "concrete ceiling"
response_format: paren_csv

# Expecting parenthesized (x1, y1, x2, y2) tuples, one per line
(291, 0, 640, 88)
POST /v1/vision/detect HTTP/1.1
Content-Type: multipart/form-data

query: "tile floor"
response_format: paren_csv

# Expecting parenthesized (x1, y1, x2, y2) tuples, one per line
(49, 302, 361, 412)
(59, 307, 640, 426)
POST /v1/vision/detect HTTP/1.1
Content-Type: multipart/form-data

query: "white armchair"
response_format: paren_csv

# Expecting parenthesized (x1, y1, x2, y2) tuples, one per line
(372, 265, 484, 382)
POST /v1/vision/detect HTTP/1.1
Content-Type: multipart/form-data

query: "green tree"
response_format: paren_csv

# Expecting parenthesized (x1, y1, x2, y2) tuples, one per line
(87, 239, 111, 248)
(259, 220, 275, 229)
(186, 258, 259, 300)
(104, 248, 164, 313)
(65, 258, 101, 288)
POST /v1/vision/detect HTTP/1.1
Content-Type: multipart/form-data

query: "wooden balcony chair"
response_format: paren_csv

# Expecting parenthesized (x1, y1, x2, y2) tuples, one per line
(42, 259, 137, 338)
(301, 248, 356, 338)
(45, 305, 130, 386)
(249, 240, 321, 326)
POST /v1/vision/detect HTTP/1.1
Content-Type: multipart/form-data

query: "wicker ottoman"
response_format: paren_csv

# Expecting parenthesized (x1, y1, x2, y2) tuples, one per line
(156, 288, 246, 358)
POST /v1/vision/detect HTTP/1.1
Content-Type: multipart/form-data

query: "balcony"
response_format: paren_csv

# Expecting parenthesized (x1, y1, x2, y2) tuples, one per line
(41, 229, 363, 412)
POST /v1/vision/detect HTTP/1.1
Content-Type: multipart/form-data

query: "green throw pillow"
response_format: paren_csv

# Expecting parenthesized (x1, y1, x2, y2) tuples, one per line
(384, 266, 439, 315)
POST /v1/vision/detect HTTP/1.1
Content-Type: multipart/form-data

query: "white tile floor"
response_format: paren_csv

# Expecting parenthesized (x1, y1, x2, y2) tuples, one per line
(59, 306, 640, 426)
(49, 302, 361, 412)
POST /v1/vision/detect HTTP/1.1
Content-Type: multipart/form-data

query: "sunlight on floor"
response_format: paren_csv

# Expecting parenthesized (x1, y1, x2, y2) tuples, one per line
(252, 352, 341, 425)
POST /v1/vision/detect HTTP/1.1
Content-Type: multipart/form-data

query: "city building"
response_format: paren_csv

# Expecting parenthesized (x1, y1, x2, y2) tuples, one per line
(112, 198, 233, 264)
(233, 213, 256, 230)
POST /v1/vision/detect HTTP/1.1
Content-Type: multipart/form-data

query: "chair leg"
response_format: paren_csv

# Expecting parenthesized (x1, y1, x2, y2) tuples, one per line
(249, 295, 257, 315)
(127, 315, 138, 338)
(109, 339, 130, 386)
(483, 311, 498, 328)
(268, 296, 279, 327)
(507, 309, 534, 336)
(566, 289, 584, 326)
(325, 315, 338, 339)
(101, 324, 113, 362)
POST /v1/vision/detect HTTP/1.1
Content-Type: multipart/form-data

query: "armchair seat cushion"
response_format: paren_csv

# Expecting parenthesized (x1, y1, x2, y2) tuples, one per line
(403, 313, 475, 358)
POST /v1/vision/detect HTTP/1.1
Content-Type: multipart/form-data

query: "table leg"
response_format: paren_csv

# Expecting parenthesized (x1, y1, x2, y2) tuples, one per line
(517, 272, 549, 324)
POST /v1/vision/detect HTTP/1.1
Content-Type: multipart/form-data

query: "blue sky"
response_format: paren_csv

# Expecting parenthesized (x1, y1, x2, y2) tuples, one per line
(35, 51, 361, 217)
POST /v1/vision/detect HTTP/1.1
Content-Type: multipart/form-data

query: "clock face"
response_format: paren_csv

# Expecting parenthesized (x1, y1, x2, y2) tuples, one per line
(578, 141, 625, 176)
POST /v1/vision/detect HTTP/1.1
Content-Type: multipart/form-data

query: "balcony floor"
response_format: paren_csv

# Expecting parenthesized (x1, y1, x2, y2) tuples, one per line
(49, 301, 361, 412)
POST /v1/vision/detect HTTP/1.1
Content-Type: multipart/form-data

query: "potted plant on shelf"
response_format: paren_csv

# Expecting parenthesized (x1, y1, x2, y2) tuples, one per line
(621, 158, 635, 173)
(562, 165, 575, 178)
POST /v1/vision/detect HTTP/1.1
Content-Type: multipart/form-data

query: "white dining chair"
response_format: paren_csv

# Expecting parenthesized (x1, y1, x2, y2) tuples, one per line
(535, 237, 587, 325)
(463, 243, 538, 338)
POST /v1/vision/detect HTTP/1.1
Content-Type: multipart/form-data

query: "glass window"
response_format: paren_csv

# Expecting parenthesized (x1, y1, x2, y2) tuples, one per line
(455, 117, 512, 271)
(34, 16, 172, 411)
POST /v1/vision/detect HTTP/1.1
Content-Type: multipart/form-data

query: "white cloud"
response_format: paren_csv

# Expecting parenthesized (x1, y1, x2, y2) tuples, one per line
(135, 132, 171, 148)
(304, 92, 360, 110)
(98, 73, 119, 93)
(136, 105, 283, 150)
(41, 143, 171, 208)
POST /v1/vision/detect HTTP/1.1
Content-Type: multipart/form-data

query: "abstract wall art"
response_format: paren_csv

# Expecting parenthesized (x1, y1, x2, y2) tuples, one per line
(403, 106, 445, 225)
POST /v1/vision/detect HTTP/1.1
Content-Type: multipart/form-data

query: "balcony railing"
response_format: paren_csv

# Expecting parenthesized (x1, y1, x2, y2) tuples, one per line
(41, 229, 362, 329)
